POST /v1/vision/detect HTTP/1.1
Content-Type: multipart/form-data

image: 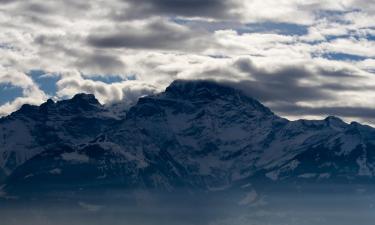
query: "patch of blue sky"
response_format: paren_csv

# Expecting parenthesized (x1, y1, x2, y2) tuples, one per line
(243, 22, 308, 36)
(319, 52, 368, 61)
(365, 34, 375, 41)
(171, 17, 308, 36)
(0, 83, 23, 105)
(0, 43, 14, 50)
(28, 70, 59, 96)
(304, 30, 374, 45)
(171, 17, 189, 25)
(324, 32, 375, 42)
(207, 54, 231, 59)
(81, 73, 136, 84)
(316, 10, 353, 24)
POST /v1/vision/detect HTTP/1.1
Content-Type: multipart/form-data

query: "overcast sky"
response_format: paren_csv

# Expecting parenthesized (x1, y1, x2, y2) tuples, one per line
(1, 0, 375, 124)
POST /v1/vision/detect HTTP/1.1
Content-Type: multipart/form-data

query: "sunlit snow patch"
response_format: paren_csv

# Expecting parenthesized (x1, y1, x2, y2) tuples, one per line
(61, 152, 89, 163)
(49, 168, 62, 174)
(238, 190, 258, 206)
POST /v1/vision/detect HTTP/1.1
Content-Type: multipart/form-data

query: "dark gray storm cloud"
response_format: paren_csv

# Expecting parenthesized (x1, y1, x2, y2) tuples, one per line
(212, 58, 374, 120)
(24, 3, 55, 14)
(0, 0, 13, 3)
(271, 103, 375, 120)
(316, 67, 359, 78)
(118, 0, 238, 20)
(319, 83, 375, 91)
(4, 1, 91, 18)
(76, 53, 125, 74)
(33, 32, 126, 75)
(87, 19, 211, 51)
(231, 58, 332, 103)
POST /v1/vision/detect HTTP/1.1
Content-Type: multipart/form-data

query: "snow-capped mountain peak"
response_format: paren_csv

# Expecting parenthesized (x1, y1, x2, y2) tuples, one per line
(1, 80, 375, 197)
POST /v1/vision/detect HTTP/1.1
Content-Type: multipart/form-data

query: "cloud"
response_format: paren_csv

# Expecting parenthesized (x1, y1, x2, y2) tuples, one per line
(116, 0, 238, 20)
(231, 58, 332, 103)
(56, 71, 158, 105)
(0, 67, 47, 116)
(166, 56, 375, 124)
(75, 52, 126, 75)
(87, 18, 212, 51)
(0, 0, 13, 3)
(270, 103, 375, 125)
(318, 38, 375, 58)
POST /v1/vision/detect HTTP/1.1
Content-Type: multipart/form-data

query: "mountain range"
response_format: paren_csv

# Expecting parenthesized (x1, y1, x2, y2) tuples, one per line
(1, 79, 375, 202)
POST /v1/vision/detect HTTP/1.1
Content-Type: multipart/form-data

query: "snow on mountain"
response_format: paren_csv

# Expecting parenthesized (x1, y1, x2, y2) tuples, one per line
(0, 93, 119, 179)
(1, 79, 375, 197)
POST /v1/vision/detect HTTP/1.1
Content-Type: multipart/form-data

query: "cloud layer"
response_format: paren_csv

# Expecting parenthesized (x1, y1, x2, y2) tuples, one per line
(1, 0, 375, 125)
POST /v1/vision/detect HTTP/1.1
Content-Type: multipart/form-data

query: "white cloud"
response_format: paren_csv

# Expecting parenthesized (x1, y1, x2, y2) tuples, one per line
(327, 38, 375, 57)
(0, 67, 47, 116)
(56, 70, 158, 105)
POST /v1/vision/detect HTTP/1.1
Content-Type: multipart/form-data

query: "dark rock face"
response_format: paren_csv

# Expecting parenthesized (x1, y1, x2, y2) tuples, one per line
(1, 80, 375, 199)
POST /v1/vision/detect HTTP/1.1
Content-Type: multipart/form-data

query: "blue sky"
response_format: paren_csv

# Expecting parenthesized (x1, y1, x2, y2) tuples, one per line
(28, 70, 59, 96)
(0, 84, 23, 106)
(1, 0, 375, 124)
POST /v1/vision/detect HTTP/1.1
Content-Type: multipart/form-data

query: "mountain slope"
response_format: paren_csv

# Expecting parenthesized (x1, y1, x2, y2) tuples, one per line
(1, 80, 375, 199)
(0, 94, 119, 179)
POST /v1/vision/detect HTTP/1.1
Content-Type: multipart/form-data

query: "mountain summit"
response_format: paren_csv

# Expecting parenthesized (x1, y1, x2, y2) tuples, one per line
(1, 80, 375, 199)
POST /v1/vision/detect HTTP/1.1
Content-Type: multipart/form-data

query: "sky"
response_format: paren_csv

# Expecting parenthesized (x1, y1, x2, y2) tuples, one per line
(1, 0, 375, 125)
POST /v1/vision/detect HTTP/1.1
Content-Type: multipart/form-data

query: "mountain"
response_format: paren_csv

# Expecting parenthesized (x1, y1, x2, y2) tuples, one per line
(0, 94, 119, 181)
(1, 79, 375, 200)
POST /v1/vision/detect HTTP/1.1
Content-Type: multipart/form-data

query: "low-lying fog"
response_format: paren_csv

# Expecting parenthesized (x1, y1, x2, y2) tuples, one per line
(1, 184, 375, 225)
